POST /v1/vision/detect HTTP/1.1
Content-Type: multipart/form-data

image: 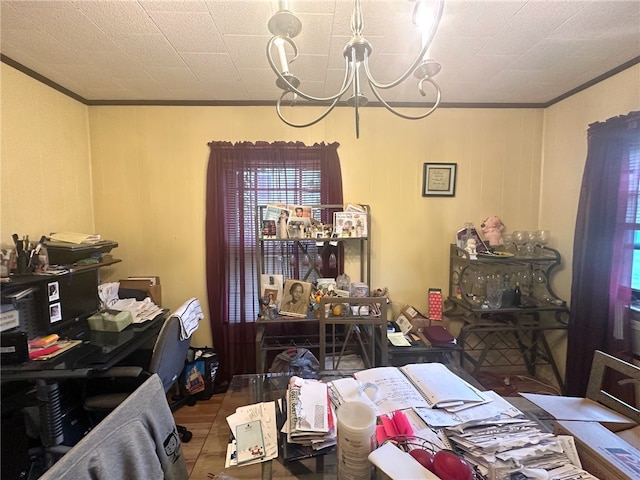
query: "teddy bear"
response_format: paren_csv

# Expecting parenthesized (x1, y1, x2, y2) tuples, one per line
(481, 216, 505, 246)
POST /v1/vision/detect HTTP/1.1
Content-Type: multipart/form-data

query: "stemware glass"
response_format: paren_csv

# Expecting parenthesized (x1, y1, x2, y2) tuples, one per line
(502, 233, 514, 254)
(512, 231, 525, 255)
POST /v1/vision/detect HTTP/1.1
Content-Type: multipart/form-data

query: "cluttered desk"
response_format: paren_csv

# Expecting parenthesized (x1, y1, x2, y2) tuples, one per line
(190, 357, 639, 480)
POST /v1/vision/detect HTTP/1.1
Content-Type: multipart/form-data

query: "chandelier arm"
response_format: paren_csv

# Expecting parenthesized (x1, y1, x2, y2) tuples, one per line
(275, 92, 343, 129)
(267, 37, 356, 103)
(364, 0, 445, 91)
(368, 78, 442, 120)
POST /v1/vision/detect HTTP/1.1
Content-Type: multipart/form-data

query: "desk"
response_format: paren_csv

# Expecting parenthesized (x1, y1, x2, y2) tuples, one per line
(189, 365, 481, 480)
(0, 313, 166, 450)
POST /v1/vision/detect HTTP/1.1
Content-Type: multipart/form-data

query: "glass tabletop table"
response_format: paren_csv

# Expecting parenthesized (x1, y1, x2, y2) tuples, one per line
(187, 364, 484, 480)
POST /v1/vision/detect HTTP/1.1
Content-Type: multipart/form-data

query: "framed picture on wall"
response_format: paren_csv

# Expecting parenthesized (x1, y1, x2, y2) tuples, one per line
(422, 163, 457, 197)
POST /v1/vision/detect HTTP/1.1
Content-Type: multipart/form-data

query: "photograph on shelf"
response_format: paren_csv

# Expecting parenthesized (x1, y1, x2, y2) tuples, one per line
(345, 203, 366, 213)
(260, 274, 283, 308)
(261, 220, 276, 237)
(280, 279, 312, 318)
(288, 205, 313, 219)
(265, 204, 292, 239)
(264, 204, 292, 222)
(333, 211, 368, 237)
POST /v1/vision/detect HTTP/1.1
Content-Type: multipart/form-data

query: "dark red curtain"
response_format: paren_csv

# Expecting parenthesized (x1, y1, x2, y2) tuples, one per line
(205, 141, 343, 386)
(566, 111, 639, 398)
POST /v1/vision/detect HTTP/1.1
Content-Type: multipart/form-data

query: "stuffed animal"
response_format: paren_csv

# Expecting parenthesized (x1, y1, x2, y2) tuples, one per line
(481, 216, 505, 246)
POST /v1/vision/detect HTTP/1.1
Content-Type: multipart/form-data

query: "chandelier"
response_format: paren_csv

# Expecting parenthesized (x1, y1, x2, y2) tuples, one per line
(266, 0, 445, 138)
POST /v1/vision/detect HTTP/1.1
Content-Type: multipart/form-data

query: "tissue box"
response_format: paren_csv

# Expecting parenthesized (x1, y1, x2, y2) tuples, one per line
(88, 311, 133, 332)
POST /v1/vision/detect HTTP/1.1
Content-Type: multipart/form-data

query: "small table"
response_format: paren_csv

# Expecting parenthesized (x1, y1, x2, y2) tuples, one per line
(386, 333, 462, 366)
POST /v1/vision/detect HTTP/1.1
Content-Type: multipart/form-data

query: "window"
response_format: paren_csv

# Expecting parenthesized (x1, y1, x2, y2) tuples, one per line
(228, 165, 324, 322)
(629, 145, 640, 307)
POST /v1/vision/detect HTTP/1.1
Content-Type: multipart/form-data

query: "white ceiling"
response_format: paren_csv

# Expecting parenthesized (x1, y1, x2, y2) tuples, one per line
(1, 0, 639, 106)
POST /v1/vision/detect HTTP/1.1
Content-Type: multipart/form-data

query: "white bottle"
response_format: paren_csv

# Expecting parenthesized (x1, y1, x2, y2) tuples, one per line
(336, 401, 376, 480)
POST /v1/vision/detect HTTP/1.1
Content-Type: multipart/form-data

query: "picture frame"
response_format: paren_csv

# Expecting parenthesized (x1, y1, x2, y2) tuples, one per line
(333, 211, 368, 237)
(422, 163, 457, 197)
(280, 279, 312, 318)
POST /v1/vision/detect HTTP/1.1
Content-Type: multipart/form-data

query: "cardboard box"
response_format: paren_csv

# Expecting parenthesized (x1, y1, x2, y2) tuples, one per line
(119, 276, 161, 306)
(396, 305, 429, 333)
(521, 393, 640, 479)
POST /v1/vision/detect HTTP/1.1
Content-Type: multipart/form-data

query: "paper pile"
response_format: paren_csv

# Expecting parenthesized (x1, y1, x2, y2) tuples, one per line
(225, 401, 278, 467)
(110, 297, 163, 323)
(283, 377, 336, 451)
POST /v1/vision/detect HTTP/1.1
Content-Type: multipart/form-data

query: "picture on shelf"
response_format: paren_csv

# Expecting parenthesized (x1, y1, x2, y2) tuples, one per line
(333, 211, 368, 237)
(261, 220, 276, 237)
(264, 204, 292, 222)
(345, 203, 366, 213)
(289, 205, 313, 218)
(264, 204, 292, 239)
(260, 274, 283, 308)
(280, 279, 312, 317)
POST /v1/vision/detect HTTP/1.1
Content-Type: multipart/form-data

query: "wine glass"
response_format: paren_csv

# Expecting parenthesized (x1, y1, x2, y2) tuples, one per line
(536, 230, 550, 251)
(512, 231, 526, 255)
(502, 233, 514, 254)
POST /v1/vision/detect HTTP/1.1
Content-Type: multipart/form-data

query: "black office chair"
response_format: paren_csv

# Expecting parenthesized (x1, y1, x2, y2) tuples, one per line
(83, 314, 195, 442)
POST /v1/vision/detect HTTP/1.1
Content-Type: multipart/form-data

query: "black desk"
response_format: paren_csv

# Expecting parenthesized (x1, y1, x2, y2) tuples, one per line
(0, 313, 166, 456)
(1, 313, 165, 382)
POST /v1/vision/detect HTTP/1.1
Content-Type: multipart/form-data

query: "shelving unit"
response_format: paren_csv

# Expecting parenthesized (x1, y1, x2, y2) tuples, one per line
(254, 204, 383, 372)
(447, 244, 569, 393)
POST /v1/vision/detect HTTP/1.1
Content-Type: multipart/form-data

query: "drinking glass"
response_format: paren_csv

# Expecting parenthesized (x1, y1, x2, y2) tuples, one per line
(485, 275, 503, 309)
(502, 233, 515, 254)
(512, 231, 526, 255)
(536, 230, 551, 255)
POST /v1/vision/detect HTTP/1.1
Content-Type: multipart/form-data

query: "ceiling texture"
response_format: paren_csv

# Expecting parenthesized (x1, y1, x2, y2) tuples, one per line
(1, 0, 639, 107)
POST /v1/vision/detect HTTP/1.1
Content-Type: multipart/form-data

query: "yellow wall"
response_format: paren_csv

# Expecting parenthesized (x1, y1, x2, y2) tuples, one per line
(87, 105, 543, 347)
(2, 62, 639, 357)
(540, 65, 640, 377)
(1, 64, 94, 239)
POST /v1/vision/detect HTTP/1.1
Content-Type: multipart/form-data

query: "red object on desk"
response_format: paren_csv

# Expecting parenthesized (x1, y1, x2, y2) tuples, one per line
(428, 288, 443, 320)
(29, 345, 60, 360)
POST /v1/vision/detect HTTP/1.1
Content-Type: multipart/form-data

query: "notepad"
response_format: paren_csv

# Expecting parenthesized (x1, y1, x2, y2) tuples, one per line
(235, 420, 266, 464)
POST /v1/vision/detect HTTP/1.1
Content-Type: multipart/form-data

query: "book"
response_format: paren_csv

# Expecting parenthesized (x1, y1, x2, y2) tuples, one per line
(330, 363, 488, 417)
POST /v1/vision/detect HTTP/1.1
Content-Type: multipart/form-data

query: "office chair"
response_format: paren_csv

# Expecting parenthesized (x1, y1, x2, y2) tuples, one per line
(83, 314, 195, 442)
(41, 374, 188, 480)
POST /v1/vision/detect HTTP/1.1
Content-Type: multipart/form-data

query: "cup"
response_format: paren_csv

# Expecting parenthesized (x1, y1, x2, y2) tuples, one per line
(336, 401, 376, 480)
(485, 275, 503, 309)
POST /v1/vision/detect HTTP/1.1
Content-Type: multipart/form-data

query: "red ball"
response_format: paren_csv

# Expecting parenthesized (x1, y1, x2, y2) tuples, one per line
(433, 450, 473, 480)
(409, 448, 434, 472)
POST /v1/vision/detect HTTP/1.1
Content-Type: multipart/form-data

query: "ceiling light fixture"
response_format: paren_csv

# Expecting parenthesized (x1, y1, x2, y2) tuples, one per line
(267, 0, 445, 138)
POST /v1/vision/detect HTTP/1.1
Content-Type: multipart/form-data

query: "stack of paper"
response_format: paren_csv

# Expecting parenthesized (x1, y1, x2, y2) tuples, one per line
(225, 401, 278, 467)
(414, 391, 526, 432)
(110, 297, 162, 323)
(445, 421, 578, 476)
(49, 232, 101, 244)
(284, 377, 336, 451)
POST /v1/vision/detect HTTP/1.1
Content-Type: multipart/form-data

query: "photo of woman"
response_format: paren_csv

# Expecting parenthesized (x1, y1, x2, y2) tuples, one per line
(280, 280, 312, 317)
